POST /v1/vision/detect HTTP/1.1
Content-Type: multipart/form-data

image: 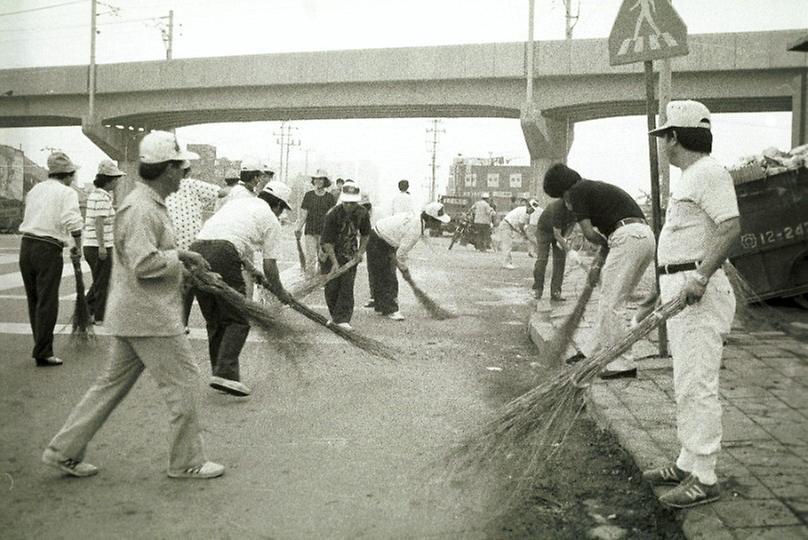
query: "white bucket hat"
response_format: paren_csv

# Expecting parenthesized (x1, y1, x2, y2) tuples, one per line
(423, 202, 451, 223)
(47, 152, 79, 175)
(139, 131, 199, 164)
(97, 159, 126, 177)
(649, 100, 711, 136)
(339, 180, 361, 203)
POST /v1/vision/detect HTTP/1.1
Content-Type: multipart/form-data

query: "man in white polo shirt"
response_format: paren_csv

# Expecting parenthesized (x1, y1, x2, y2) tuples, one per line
(191, 180, 293, 397)
(497, 198, 539, 269)
(642, 100, 741, 509)
(18, 152, 84, 367)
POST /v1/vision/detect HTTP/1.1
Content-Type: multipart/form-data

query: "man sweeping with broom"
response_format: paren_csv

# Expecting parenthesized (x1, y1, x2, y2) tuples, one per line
(18, 152, 84, 367)
(365, 201, 451, 321)
(191, 179, 293, 397)
(642, 100, 741, 509)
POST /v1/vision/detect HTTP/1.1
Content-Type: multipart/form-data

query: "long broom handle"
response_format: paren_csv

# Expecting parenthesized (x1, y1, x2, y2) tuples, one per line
(295, 236, 306, 269)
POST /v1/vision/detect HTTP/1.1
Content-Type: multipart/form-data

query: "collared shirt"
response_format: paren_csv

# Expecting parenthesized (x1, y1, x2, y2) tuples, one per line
(105, 184, 184, 337)
(196, 197, 281, 260)
(471, 200, 495, 225)
(374, 212, 421, 263)
(83, 187, 115, 248)
(320, 204, 371, 265)
(391, 192, 414, 215)
(166, 177, 221, 250)
(566, 179, 645, 237)
(19, 179, 83, 245)
(502, 206, 531, 230)
(537, 199, 577, 234)
(658, 156, 739, 265)
(215, 182, 253, 210)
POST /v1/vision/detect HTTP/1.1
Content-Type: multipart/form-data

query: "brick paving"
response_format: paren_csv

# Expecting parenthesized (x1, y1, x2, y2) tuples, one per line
(529, 265, 808, 539)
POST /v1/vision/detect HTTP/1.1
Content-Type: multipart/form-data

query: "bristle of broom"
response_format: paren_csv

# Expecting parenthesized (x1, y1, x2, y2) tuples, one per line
(288, 260, 359, 299)
(399, 269, 456, 320)
(445, 294, 687, 503)
(240, 260, 397, 361)
(70, 257, 94, 341)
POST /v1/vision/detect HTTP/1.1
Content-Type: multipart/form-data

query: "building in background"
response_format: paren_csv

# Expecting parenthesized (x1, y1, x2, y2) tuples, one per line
(187, 144, 242, 185)
(447, 155, 546, 212)
(0, 144, 47, 231)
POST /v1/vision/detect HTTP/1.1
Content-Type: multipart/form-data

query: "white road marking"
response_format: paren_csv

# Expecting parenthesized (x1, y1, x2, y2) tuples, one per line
(0, 254, 19, 265)
(0, 262, 91, 292)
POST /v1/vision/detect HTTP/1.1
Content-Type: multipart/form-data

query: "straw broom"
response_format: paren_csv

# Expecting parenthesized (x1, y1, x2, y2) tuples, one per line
(537, 248, 607, 368)
(398, 266, 456, 320)
(69, 248, 94, 340)
(295, 235, 307, 270)
(288, 259, 359, 299)
(241, 259, 398, 361)
(446, 293, 687, 496)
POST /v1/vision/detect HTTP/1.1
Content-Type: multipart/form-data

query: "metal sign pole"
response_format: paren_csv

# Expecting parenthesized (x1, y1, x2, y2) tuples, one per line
(644, 60, 668, 357)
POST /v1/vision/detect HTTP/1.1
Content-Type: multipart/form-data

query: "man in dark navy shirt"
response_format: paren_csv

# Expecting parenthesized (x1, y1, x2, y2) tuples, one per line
(544, 163, 655, 379)
(532, 198, 577, 301)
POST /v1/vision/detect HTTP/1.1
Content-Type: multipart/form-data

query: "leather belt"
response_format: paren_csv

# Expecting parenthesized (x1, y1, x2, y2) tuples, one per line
(658, 261, 701, 275)
(22, 233, 64, 248)
(613, 217, 646, 231)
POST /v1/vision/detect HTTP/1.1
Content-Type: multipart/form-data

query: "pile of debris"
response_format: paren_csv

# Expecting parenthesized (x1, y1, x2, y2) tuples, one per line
(729, 144, 808, 184)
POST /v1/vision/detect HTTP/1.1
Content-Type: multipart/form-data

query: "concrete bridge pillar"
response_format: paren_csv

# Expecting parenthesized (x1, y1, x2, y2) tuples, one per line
(81, 117, 144, 202)
(793, 73, 808, 148)
(520, 102, 574, 205)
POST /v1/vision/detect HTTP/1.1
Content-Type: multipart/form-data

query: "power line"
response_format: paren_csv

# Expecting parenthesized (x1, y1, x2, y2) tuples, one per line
(0, 0, 87, 18)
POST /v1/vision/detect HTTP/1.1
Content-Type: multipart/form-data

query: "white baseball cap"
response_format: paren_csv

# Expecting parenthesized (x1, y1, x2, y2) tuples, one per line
(649, 100, 711, 136)
(260, 179, 292, 210)
(310, 168, 329, 180)
(240, 158, 262, 172)
(423, 202, 451, 223)
(261, 162, 275, 175)
(339, 179, 361, 203)
(139, 131, 199, 164)
(528, 198, 540, 210)
(97, 159, 126, 177)
(481, 192, 490, 199)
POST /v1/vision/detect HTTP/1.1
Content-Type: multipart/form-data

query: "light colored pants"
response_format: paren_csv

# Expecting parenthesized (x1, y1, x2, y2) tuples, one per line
(661, 268, 735, 485)
(303, 234, 321, 274)
(582, 223, 655, 371)
(498, 221, 516, 265)
(48, 335, 207, 474)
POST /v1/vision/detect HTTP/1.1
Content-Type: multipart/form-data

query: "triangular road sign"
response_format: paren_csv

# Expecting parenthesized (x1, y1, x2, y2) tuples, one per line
(609, 0, 688, 66)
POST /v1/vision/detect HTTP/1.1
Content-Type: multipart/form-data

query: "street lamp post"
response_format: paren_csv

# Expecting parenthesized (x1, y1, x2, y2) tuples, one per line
(89, 0, 97, 119)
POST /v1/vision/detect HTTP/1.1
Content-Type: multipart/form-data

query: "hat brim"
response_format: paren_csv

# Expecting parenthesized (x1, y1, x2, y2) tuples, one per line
(311, 177, 331, 187)
(435, 214, 451, 223)
(340, 194, 361, 203)
(649, 124, 673, 136)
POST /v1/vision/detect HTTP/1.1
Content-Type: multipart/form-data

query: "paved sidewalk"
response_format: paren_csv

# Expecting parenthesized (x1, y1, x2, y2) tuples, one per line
(529, 266, 808, 539)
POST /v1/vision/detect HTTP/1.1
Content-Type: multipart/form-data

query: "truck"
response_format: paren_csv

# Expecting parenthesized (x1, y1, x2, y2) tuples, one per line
(438, 195, 472, 234)
(729, 165, 808, 308)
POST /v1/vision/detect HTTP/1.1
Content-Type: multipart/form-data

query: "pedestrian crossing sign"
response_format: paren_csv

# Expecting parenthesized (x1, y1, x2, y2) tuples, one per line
(608, 0, 688, 66)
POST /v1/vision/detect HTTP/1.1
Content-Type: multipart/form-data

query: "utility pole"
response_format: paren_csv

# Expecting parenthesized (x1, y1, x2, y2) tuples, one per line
(526, 0, 535, 102)
(426, 119, 445, 202)
(562, 0, 579, 39)
(274, 122, 300, 183)
(88, 0, 97, 119)
(159, 10, 174, 60)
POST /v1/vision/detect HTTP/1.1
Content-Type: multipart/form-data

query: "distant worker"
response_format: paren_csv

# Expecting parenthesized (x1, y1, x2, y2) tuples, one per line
(532, 198, 578, 301)
(391, 179, 414, 215)
(216, 158, 266, 207)
(214, 170, 240, 212)
(166, 164, 222, 329)
(526, 201, 544, 257)
(295, 169, 337, 275)
(544, 163, 654, 379)
(642, 100, 740, 509)
(83, 159, 126, 326)
(319, 180, 371, 331)
(331, 177, 345, 201)
(192, 180, 293, 397)
(497, 198, 539, 269)
(470, 192, 496, 251)
(18, 152, 84, 367)
(43, 131, 225, 480)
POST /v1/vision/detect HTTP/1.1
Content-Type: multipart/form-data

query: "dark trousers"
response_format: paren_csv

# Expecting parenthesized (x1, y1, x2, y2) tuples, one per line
(366, 231, 399, 315)
(324, 265, 358, 324)
(533, 229, 566, 298)
(190, 240, 250, 382)
(83, 246, 112, 321)
(19, 236, 64, 360)
(181, 287, 194, 327)
(472, 223, 491, 251)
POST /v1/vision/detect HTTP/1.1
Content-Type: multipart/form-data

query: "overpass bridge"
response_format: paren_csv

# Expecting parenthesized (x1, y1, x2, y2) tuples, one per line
(1, 29, 806, 181)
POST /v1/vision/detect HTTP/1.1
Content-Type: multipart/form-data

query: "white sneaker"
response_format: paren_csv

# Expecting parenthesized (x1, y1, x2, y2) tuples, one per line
(335, 322, 353, 331)
(209, 376, 251, 397)
(386, 311, 405, 321)
(168, 461, 225, 479)
(42, 447, 98, 477)
(502, 264, 515, 270)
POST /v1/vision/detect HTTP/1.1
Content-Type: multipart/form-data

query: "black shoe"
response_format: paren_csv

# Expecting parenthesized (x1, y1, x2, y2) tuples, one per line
(35, 356, 63, 367)
(550, 295, 566, 302)
(565, 352, 586, 365)
(599, 367, 638, 380)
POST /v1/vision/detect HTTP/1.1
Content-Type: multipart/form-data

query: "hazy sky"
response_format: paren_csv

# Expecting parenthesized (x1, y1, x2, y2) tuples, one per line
(0, 0, 806, 203)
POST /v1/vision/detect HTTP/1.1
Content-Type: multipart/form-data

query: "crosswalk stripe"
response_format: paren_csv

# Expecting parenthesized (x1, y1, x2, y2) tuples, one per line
(0, 254, 19, 265)
(661, 32, 678, 47)
(0, 262, 91, 292)
(648, 34, 660, 50)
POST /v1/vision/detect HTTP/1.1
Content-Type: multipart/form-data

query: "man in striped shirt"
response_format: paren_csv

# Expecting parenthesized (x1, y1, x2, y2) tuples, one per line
(83, 160, 125, 325)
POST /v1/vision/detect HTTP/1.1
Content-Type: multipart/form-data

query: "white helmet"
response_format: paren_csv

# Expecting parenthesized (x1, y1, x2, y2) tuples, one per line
(260, 180, 292, 210)
(423, 202, 451, 223)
